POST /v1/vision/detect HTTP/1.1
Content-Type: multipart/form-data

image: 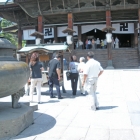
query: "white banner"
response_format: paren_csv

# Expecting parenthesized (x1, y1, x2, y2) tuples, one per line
(23, 29, 35, 40)
(82, 23, 134, 34)
(23, 23, 136, 40)
(112, 23, 134, 34)
(23, 26, 78, 40)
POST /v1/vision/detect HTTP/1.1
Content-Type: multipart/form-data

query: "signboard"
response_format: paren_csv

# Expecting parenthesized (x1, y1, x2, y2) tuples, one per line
(44, 28, 54, 39)
(112, 23, 134, 34)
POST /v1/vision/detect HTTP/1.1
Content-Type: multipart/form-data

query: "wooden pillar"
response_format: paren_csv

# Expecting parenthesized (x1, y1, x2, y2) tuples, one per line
(134, 22, 138, 47)
(106, 10, 111, 26)
(106, 10, 114, 69)
(138, 9, 140, 53)
(78, 25, 81, 40)
(38, 16, 43, 32)
(18, 27, 22, 50)
(138, 9, 140, 34)
(54, 26, 58, 43)
(68, 13, 73, 29)
(68, 12, 74, 50)
(38, 16, 44, 43)
(106, 10, 112, 60)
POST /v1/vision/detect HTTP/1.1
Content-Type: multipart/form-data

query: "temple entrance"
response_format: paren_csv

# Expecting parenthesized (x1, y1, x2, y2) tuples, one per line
(82, 29, 132, 48)
(85, 29, 106, 41)
(112, 34, 132, 48)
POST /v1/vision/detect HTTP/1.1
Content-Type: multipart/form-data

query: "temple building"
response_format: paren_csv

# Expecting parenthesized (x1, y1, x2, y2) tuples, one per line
(0, 0, 140, 68)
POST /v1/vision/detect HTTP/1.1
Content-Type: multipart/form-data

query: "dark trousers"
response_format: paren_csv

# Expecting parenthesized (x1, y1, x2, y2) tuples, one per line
(49, 77, 61, 98)
(70, 73, 79, 95)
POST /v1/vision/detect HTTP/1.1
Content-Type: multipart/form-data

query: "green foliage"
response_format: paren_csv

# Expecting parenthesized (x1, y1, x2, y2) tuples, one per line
(0, 19, 18, 47)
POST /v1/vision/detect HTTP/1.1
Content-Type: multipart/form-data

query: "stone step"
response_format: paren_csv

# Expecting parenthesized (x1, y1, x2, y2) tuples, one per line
(64, 48, 140, 69)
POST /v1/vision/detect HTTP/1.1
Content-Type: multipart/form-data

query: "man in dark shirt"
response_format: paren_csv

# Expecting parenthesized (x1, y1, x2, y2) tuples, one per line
(48, 53, 63, 99)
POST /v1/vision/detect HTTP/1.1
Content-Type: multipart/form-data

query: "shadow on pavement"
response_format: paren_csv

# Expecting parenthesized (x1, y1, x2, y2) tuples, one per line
(97, 106, 118, 110)
(46, 100, 60, 103)
(11, 112, 56, 139)
(41, 90, 88, 99)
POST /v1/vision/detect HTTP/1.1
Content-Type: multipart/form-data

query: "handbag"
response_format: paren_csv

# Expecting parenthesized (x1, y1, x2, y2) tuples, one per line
(66, 71, 71, 81)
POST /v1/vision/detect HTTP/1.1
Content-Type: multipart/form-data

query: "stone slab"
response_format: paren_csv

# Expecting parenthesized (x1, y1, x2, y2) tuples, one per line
(127, 102, 140, 113)
(85, 128, 109, 140)
(133, 126, 140, 140)
(129, 114, 140, 126)
(0, 103, 33, 138)
(109, 129, 135, 140)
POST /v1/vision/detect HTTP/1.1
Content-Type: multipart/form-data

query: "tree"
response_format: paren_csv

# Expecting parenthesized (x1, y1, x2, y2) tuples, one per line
(0, 19, 18, 47)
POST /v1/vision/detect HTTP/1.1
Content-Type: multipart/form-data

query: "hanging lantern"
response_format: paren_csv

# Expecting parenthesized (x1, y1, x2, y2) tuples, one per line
(106, 33, 112, 43)
(66, 35, 73, 45)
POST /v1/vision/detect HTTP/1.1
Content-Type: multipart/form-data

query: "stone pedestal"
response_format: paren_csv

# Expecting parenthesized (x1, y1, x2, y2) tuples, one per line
(138, 36, 140, 54)
(106, 60, 114, 69)
(0, 103, 33, 138)
(138, 36, 140, 69)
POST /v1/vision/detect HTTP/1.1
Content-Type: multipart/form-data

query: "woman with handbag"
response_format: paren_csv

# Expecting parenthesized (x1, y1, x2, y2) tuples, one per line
(69, 55, 79, 95)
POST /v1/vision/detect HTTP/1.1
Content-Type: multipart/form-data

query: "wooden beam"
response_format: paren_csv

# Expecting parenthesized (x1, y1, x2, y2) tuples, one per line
(38, 15, 43, 33)
(94, 0, 96, 7)
(138, 9, 140, 33)
(54, 26, 58, 43)
(18, 26, 22, 50)
(78, 0, 80, 11)
(62, 0, 65, 10)
(134, 22, 138, 47)
(38, 15, 44, 43)
(78, 25, 81, 40)
(106, 10, 111, 26)
(68, 13, 73, 29)
(37, 0, 42, 15)
(106, 10, 112, 61)
(50, 0, 53, 13)
(124, 0, 125, 9)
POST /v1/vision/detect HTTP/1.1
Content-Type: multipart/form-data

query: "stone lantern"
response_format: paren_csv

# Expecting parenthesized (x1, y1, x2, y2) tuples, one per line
(0, 37, 30, 108)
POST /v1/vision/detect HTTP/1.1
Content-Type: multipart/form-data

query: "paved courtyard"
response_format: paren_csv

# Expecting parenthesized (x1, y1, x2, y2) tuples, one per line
(1, 70, 140, 140)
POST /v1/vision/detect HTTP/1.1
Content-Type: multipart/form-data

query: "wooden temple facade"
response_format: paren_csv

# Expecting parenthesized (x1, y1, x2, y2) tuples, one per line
(1, 0, 140, 68)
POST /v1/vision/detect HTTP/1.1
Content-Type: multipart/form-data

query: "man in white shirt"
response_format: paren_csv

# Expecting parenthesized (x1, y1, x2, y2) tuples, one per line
(82, 51, 103, 111)
(96, 38, 100, 48)
(78, 57, 86, 95)
(115, 37, 119, 48)
(104, 39, 107, 48)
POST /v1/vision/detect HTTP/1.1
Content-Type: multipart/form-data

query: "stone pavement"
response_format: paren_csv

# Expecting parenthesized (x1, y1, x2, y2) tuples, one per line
(1, 70, 140, 140)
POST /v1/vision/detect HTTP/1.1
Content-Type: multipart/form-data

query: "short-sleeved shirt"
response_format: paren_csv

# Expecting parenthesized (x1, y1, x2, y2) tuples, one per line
(78, 62, 85, 75)
(48, 58, 61, 78)
(69, 62, 79, 73)
(84, 59, 103, 78)
(29, 61, 43, 79)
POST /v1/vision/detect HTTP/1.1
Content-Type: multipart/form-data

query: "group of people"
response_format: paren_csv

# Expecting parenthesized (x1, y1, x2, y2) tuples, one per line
(69, 52, 103, 110)
(29, 51, 103, 111)
(29, 52, 63, 104)
(76, 38, 107, 49)
(76, 36, 120, 50)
